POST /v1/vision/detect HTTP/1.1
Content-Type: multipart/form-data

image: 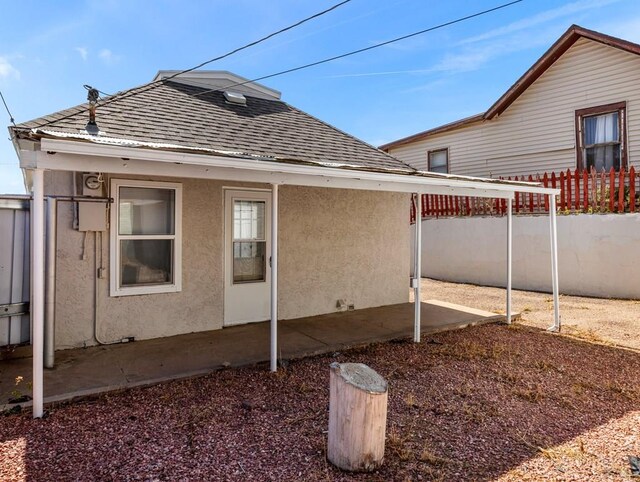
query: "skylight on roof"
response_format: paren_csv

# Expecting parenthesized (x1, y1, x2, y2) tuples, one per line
(223, 91, 246, 106)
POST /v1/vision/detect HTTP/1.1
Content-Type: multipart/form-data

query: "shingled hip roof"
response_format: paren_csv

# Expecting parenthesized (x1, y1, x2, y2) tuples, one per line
(11, 78, 412, 173)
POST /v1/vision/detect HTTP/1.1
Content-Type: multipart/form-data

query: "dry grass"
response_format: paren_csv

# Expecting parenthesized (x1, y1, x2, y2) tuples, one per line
(512, 384, 545, 403)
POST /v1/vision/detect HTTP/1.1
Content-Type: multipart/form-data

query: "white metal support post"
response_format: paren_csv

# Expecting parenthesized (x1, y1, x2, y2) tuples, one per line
(44, 197, 57, 369)
(506, 195, 513, 324)
(413, 193, 421, 343)
(32, 169, 45, 418)
(548, 194, 561, 331)
(270, 184, 279, 372)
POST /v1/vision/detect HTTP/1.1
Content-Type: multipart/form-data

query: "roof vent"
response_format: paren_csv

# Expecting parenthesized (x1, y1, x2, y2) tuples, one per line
(223, 91, 246, 106)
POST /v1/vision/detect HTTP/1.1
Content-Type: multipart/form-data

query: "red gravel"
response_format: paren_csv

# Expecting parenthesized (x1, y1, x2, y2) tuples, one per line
(1, 323, 638, 481)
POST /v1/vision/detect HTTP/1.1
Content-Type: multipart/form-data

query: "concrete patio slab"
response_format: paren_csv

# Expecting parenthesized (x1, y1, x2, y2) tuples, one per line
(0, 301, 510, 408)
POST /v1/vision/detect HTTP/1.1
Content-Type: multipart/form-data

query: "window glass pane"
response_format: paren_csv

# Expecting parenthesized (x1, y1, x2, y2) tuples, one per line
(120, 239, 173, 287)
(119, 187, 175, 235)
(233, 200, 265, 240)
(585, 145, 620, 171)
(429, 150, 448, 173)
(233, 241, 266, 283)
(584, 112, 618, 146)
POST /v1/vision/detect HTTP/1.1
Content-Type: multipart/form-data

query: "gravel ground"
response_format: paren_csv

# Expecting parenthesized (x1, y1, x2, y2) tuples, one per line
(1, 323, 638, 481)
(419, 278, 640, 351)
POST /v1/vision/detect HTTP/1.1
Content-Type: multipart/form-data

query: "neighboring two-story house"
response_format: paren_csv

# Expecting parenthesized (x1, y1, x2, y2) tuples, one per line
(381, 25, 640, 179)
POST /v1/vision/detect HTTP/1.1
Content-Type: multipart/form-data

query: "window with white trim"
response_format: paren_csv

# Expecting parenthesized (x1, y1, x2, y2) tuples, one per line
(428, 149, 448, 173)
(110, 179, 182, 296)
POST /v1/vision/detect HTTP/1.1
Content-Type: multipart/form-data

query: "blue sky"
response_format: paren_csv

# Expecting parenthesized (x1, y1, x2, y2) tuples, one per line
(1, 0, 639, 193)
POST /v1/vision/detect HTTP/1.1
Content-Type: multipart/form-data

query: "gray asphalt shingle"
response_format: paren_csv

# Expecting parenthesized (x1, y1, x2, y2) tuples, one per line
(13, 80, 412, 172)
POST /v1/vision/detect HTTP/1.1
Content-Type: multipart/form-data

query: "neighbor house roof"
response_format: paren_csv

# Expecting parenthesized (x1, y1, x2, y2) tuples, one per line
(380, 24, 640, 151)
(12, 77, 411, 173)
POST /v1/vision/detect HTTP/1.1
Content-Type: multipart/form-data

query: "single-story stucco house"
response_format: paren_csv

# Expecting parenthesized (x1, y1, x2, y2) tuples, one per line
(9, 70, 557, 417)
(381, 25, 640, 178)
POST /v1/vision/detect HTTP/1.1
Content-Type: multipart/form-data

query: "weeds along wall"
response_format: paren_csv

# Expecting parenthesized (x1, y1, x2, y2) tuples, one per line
(410, 213, 640, 299)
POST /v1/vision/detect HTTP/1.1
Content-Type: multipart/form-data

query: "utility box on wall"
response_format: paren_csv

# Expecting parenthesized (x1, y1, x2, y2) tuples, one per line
(78, 173, 107, 232)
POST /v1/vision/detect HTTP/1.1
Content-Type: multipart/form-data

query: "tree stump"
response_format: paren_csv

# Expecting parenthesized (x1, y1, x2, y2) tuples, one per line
(327, 362, 388, 472)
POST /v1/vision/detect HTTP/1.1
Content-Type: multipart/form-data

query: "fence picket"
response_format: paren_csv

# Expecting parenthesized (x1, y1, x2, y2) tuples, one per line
(618, 169, 625, 213)
(574, 168, 580, 211)
(591, 168, 596, 211)
(582, 169, 588, 212)
(559, 171, 565, 210)
(600, 169, 606, 212)
(630, 167, 636, 213)
(609, 168, 615, 212)
(566, 169, 572, 213)
(543, 173, 549, 211)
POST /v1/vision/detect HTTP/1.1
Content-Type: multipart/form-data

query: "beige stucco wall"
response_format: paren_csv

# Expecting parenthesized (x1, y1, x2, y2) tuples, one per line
(46, 171, 410, 350)
(390, 38, 640, 177)
(278, 186, 409, 320)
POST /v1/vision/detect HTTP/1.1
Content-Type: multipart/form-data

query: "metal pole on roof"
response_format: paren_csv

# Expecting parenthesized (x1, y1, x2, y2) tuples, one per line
(506, 195, 513, 324)
(270, 183, 279, 372)
(31, 169, 45, 418)
(413, 193, 421, 343)
(548, 194, 561, 332)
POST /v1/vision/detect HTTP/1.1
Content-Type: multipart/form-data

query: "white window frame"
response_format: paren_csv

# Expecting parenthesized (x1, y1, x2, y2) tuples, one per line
(109, 179, 183, 297)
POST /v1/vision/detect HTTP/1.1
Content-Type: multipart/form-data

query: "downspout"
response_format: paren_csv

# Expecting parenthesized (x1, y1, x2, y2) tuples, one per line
(44, 197, 57, 368)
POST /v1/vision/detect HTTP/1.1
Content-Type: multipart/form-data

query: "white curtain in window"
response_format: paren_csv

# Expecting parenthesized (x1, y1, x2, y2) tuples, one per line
(584, 112, 618, 145)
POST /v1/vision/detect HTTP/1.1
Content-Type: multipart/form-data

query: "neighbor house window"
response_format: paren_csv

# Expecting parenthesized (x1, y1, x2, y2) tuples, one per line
(428, 149, 449, 174)
(110, 179, 182, 296)
(576, 102, 626, 171)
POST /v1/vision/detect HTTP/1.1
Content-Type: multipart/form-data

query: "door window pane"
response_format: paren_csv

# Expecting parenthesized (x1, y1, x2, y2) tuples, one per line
(120, 239, 173, 286)
(119, 187, 175, 235)
(233, 241, 266, 283)
(233, 200, 265, 240)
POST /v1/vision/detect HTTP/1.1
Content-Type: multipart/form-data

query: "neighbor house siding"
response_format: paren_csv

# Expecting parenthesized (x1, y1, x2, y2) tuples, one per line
(46, 172, 410, 350)
(389, 38, 640, 178)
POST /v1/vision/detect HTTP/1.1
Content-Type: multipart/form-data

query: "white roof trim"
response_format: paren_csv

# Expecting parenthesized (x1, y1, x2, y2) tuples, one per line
(152, 70, 281, 100)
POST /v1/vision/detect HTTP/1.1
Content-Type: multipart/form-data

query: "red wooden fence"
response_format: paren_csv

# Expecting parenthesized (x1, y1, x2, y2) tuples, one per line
(410, 167, 638, 223)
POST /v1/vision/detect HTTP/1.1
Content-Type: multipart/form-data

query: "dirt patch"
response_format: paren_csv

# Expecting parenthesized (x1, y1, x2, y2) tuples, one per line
(418, 278, 640, 351)
(1, 323, 638, 481)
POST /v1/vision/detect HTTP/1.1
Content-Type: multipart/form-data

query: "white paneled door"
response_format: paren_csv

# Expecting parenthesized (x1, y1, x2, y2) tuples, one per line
(223, 190, 271, 326)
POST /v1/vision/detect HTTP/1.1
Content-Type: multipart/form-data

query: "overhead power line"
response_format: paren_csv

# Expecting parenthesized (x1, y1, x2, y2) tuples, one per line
(189, 0, 523, 98)
(30, 0, 353, 128)
(0, 90, 16, 126)
(29, 0, 523, 130)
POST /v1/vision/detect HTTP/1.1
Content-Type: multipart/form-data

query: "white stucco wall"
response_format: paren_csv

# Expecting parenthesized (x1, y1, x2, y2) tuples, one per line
(410, 214, 640, 299)
(47, 171, 410, 349)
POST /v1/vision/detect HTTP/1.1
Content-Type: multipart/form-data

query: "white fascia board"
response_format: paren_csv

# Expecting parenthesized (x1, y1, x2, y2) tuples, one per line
(34, 151, 511, 199)
(38, 139, 557, 197)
